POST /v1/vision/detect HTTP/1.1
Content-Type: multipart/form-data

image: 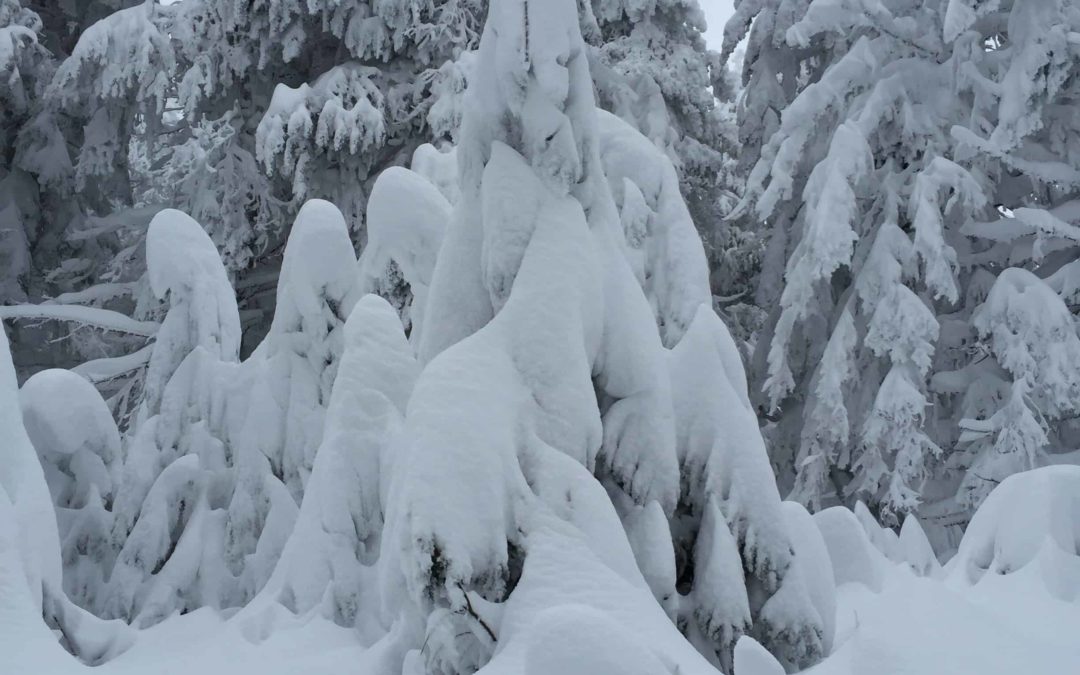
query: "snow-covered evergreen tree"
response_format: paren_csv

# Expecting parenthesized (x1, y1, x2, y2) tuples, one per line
(729, 0, 1080, 522)
(103, 208, 243, 625)
(223, 199, 359, 602)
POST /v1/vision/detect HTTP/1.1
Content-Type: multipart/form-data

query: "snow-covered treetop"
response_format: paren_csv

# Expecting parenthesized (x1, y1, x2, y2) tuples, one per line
(362, 166, 450, 293)
(145, 208, 241, 361)
(268, 199, 359, 348)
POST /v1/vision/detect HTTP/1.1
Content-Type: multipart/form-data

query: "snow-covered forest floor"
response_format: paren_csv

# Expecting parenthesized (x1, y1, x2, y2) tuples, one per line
(8, 466, 1080, 675)
(3, 0, 1080, 673)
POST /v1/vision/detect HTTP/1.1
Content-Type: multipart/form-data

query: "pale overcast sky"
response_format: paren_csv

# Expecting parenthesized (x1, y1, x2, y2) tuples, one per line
(701, 0, 735, 50)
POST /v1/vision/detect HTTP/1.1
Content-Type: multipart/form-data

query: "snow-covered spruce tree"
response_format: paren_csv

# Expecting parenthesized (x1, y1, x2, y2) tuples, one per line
(223, 199, 360, 603)
(240, 294, 419, 632)
(357, 0, 823, 672)
(669, 307, 823, 671)
(583, 0, 735, 239)
(103, 209, 243, 625)
(728, 0, 1080, 523)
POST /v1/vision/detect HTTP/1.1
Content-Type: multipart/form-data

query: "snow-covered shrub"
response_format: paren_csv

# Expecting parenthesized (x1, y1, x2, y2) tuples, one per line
(950, 465, 1080, 601)
(597, 109, 711, 347)
(244, 294, 418, 633)
(20, 368, 121, 611)
(780, 502, 836, 654)
(225, 199, 360, 602)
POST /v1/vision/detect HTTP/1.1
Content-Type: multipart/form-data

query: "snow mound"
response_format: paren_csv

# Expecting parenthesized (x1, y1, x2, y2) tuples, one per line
(813, 507, 888, 592)
(21, 368, 121, 505)
(0, 327, 62, 615)
(733, 636, 785, 675)
(478, 526, 716, 675)
(950, 465, 1080, 600)
(781, 501, 837, 654)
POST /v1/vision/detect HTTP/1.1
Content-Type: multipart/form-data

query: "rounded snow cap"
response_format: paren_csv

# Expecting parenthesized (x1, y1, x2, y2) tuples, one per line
(20, 369, 120, 460)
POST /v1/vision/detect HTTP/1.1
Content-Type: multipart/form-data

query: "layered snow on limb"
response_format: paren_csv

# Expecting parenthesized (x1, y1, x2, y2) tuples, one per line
(595, 109, 711, 348)
(669, 305, 824, 670)
(246, 295, 418, 633)
(359, 166, 450, 345)
(20, 369, 121, 611)
(255, 63, 385, 201)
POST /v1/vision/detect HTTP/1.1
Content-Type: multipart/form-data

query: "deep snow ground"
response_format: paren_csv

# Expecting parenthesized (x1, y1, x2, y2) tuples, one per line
(13, 518, 1079, 675)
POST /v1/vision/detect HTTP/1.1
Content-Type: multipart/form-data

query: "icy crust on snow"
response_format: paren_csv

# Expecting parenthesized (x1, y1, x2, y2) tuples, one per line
(596, 109, 711, 348)
(949, 466, 1080, 599)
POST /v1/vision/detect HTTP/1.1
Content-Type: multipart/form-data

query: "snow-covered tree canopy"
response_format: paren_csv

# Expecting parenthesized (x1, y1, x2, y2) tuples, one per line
(726, 0, 1080, 526)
